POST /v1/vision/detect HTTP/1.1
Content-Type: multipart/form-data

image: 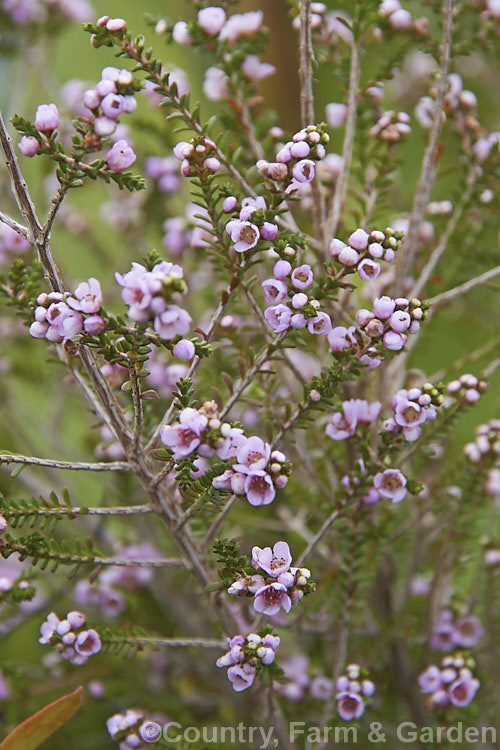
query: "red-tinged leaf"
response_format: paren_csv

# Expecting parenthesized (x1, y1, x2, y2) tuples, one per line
(0, 686, 83, 750)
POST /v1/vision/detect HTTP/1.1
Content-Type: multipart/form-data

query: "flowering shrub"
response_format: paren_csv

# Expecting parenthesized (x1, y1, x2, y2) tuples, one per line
(0, 1, 500, 748)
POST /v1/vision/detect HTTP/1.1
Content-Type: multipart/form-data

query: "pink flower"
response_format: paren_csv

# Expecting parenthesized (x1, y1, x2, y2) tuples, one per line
(262, 279, 288, 305)
(326, 102, 347, 128)
(253, 541, 292, 577)
(264, 304, 292, 332)
(253, 582, 292, 616)
(203, 67, 230, 101)
(67, 278, 102, 314)
(448, 676, 480, 707)
(35, 103, 59, 132)
(242, 55, 276, 81)
(337, 692, 364, 721)
(292, 159, 315, 183)
(74, 629, 102, 656)
(153, 306, 192, 339)
(307, 312, 332, 335)
(418, 665, 442, 693)
(328, 325, 356, 352)
(106, 140, 136, 172)
(229, 220, 260, 252)
(244, 473, 276, 506)
(227, 663, 256, 692)
(373, 469, 407, 503)
(18, 136, 39, 156)
(235, 436, 271, 475)
(160, 408, 208, 458)
(452, 615, 484, 648)
(198, 6, 226, 35)
(291, 264, 313, 290)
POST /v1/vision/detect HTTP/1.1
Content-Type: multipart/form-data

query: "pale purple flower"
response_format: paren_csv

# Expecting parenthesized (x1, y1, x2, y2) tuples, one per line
(216, 426, 246, 460)
(431, 619, 455, 652)
(106, 17, 126, 31)
(260, 222, 278, 241)
(452, 615, 484, 648)
(326, 411, 357, 441)
(264, 304, 292, 332)
(219, 11, 263, 44)
(253, 541, 292, 577)
(154, 306, 192, 339)
(310, 676, 334, 700)
(160, 407, 208, 458)
(35, 103, 59, 132)
(338, 246, 359, 266)
(262, 279, 288, 305)
(291, 264, 313, 290)
(292, 159, 315, 183)
(74, 629, 101, 656)
(418, 665, 442, 693)
(448, 676, 480, 707)
(373, 469, 407, 503)
(229, 220, 260, 252)
(106, 140, 136, 173)
(394, 399, 426, 429)
(235, 436, 271, 474)
(244, 473, 276, 506)
(83, 315, 106, 335)
(337, 692, 364, 721)
(373, 296, 396, 319)
(18, 136, 39, 157)
(203, 67, 229, 101)
(172, 339, 195, 361)
(328, 325, 356, 352)
(358, 259, 381, 281)
(242, 55, 276, 81)
(172, 20, 192, 45)
(307, 312, 332, 335)
(227, 663, 256, 692)
(389, 310, 411, 333)
(383, 331, 405, 351)
(348, 228, 369, 251)
(67, 278, 102, 313)
(326, 102, 347, 128)
(253, 582, 292, 616)
(198, 6, 226, 35)
(101, 93, 125, 119)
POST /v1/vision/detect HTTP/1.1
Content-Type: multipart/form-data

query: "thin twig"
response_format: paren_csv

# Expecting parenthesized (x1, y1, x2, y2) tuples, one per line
(427, 264, 500, 308)
(0, 454, 130, 472)
(410, 166, 477, 299)
(129, 363, 144, 455)
(3, 504, 154, 517)
(326, 42, 360, 240)
(393, 0, 455, 293)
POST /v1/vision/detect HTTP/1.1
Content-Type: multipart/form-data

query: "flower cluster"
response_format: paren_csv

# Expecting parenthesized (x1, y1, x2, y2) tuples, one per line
(329, 227, 403, 282)
(354, 295, 428, 353)
(144, 155, 180, 194)
(3, 0, 93, 25)
(431, 611, 484, 652)
(216, 631, 280, 692)
(383, 383, 444, 442)
(370, 110, 411, 142)
(29, 278, 105, 342)
(227, 541, 314, 615)
(464, 418, 500, 468)
(173, 7, 263, 47)
(39, 610, 101, 665)
(173, 135, 221, 176)
(418, 654, 480, 710)
(225, 195, 278, 253)
(416, 74, 477, 131)
(326, 399, 381, 441)
(115, 260, 192, 340)
(262, 259, 332, 335)
(378, 0, 426, 32)
(161, 404, 290, 506)
(257, 125, 328, 194)
(447, 373, 487, 406)
(335, 664, 375, 722)
(19, 65, 138, 170)
(107, 709, 161, 749)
